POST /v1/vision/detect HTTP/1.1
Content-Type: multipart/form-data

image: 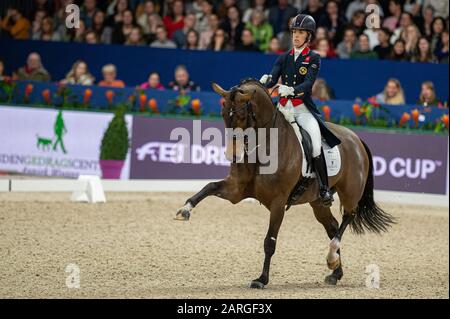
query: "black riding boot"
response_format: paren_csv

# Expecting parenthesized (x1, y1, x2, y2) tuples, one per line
(313, 151, 334, 207)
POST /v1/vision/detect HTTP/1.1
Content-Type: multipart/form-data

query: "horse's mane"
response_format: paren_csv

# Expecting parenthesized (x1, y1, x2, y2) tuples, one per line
(229, 77, 273, 102)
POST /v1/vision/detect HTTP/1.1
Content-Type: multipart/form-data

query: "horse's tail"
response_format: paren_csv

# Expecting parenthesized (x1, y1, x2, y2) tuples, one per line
(350, 139, 396, 234)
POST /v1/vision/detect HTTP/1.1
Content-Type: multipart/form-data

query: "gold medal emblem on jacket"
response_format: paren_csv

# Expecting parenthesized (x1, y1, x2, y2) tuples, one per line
(299, 67, 307, 75)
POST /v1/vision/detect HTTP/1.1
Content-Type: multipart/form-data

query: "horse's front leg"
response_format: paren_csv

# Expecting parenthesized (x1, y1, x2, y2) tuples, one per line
(174, 179, 242, 221)
(250, 202, 285, 289)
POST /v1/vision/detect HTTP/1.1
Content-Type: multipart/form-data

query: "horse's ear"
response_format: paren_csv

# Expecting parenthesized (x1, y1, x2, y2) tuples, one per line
(211, 82, 229, 98)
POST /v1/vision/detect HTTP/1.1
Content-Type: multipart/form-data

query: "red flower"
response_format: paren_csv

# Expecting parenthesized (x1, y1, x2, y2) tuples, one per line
(105, 90, 114, 105)
(191, 99, 201, 115)
(83, 88, 92, 104)
(411, 109, 420, 127)
(352, 103, 361, 117)
(441, 114, 448, 129)
(139, 93, 147, 112)
(399, 112, 411, 127)
(148, 98, 159, 113)
(322, 105, 331, 121)
(42, 89, 51, 104)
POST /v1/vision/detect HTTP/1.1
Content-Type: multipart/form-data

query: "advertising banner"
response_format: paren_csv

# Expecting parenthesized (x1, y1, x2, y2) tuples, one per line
(130, 117, 448, 194)
(0, 106, 133, 179)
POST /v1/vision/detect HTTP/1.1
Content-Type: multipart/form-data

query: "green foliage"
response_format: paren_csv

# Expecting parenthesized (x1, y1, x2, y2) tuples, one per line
(100, 105, 130, 160)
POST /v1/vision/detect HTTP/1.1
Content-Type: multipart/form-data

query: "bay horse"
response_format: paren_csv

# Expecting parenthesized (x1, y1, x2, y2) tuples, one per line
(175, 79, 395, 288)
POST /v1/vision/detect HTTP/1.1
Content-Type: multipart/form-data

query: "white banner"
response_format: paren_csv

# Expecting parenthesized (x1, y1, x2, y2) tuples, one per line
(0, 106, 133, 179)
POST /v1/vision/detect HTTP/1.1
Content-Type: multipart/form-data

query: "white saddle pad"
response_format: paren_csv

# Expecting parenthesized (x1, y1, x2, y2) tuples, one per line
(278, 107, 341, 178)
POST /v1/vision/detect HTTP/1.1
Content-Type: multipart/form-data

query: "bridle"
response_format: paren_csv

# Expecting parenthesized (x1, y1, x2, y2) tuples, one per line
(227, 84, 279, 156)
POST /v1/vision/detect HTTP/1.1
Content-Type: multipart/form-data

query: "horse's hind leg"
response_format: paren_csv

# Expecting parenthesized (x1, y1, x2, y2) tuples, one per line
(175, 178, 244, 220)
(310, 202, 344, 285)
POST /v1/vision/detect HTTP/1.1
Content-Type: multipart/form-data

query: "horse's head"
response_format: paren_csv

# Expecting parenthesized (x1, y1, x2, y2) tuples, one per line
(212, 79, 275, 162)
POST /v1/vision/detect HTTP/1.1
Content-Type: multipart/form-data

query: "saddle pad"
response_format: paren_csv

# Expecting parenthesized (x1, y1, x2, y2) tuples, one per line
(278, 107, 341, 178)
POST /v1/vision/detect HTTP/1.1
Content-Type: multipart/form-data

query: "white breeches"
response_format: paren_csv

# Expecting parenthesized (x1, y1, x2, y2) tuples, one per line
(278, 101, 322, 158)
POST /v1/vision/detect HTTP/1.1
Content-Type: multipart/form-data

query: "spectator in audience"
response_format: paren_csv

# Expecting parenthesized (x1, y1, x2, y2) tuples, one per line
(383, 0, 403, 32)
(315, 38, 337, 58)
(434, 30, 449, 63)
(245, 9, 273, 52)
(32, 16, 61, 41)
(345, 0, 365, 22)
(312, 78, 335, 101)
(208, 28, 232, 51)
(351, 33, 378, 59)
(374, 27, 392, 59)
(199, 13, 219, 49)
(401, 24, 421, 56)
(125, 26, 145, 46)
(184, 29, 200, 50)
(186, 0, 204, 17)
(422, 0, 449, 19)
(140, 71, 165, 90)
(61, 60, 95, 85)
(388, 39, 410, 61)
(92, 10, 113, 44)
(268, 0, 298, 35)
(14, 52, 51, 82)
(236, 28, 260, 52)
(277, 16, 295, 51)
(168, 65, 200, 93)
(266, 36, 284, 54)
(337, 27, 358, 59)
(390, 12, 415, 45)
(1, 6, 31, 39)
(243, 0, 268, 24)
(73, 20, 87, 42)
(403, 0, 422, 17)
(411, 36, 437, 63)
(31, 0, 55, 18)
(107, 0, 129, 26)
(80, 0, 98, 29)
(84, 29, 99, 44)
(173, 13, 197, 48)
(163, 0, 185, 39)
(137, 0, 160, 34)
(375, 78, 405, 105)
(0, 59, 11, 82)
(419, 5, 435, 39)
(196, 0, 215, 34)
(220, 5, 245, 50)
(112, 9, 136, 44)
(217, 0, 237, 21)
(302, 0, 325, 27)
(348, 10, 366, 36)
(150, 24, 177, 48)
(54, 0, 74, 26)
(31, 9, 46, 40)
(319, 0, 346, 47)
(98, 64, 125, 88)
(418, 80, 442, 107)
(430, 17, 446, 52)
(141, 9, 163, 44)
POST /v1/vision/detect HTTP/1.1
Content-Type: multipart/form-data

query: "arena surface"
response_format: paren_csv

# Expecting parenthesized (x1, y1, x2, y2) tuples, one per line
(0, 192, 448, 299)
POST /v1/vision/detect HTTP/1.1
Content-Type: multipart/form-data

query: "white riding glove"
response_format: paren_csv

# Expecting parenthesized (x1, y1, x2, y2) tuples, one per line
(278, 85, 295, 97)
(259, 74, 271, 85)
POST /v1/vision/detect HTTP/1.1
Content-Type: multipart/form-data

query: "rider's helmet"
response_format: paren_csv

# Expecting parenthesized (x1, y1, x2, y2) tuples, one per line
(290, 14, 316, 41)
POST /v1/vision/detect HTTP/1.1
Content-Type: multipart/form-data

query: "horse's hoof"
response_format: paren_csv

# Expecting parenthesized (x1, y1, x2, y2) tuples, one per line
(327, 257, 341, 270)
(249, 280, 265, 289)
(324, 275, 339, 285)
(174, 203, 192, 221)
(174, 210, 190, 221)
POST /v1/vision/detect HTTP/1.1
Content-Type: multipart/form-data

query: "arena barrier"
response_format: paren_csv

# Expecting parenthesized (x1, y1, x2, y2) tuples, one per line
(0, 105, 448, 196)
(1, 38, 448, 103)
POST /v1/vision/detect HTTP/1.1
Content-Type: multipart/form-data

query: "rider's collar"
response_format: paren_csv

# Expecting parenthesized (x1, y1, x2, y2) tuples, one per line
(290, 46, 310, 57)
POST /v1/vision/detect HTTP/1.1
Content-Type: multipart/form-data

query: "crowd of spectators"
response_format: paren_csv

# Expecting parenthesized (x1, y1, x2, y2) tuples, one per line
(0, 0, 448, 106)
(0, 0, 448, 63)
